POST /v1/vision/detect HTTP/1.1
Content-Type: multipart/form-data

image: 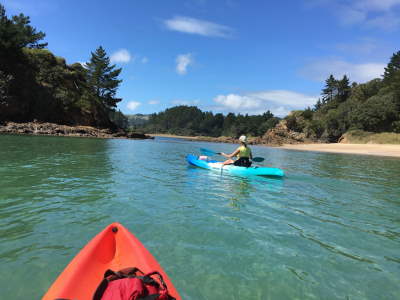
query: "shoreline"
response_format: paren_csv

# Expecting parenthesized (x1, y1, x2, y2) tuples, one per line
(0, 122, 154, 140)
(148, 133, 198, 140)
(150, 134, 400, 158)
(4, 127, 399, 158)
(279, 143, 400, 158)
(150, 133, 238, 143)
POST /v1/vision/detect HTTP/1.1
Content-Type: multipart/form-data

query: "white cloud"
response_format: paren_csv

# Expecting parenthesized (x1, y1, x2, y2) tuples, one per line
(127, 101, 141, 111)
(213, 90, 318, 117)
(78, 62, 88, 69)
(337, 6, 367, 25)
(311, 0, 400, 30)
(164, 16, 233, 38)
(248, 91, 317, 107)
(110, 49, 132, 64)
(176, 53, 193, 75)
(355, 0, 400, 12)
(300, 59, 385, 83)
(148, 100, 159, 105)
(365, 13, 400, 30)
(336, 38, 379, 55)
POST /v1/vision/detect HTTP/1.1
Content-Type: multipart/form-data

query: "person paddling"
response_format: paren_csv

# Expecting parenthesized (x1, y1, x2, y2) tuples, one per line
(221, 135, 253, 167)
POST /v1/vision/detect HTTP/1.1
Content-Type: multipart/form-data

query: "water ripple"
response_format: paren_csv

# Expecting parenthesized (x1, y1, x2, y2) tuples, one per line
(0, 135, 399, 299)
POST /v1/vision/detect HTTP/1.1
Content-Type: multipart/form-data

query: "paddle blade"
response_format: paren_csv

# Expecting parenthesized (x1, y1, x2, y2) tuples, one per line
(252, 157, 265, 162)
(200, 148, 217, 156)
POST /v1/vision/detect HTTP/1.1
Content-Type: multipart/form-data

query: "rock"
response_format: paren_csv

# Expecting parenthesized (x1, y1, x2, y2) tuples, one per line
(126, 132, 154, 139)
(261, 120, 309, 146)
(0, 122, 153, 140)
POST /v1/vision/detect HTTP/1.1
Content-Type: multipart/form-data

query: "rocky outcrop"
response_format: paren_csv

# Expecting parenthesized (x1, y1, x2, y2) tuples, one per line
(260, 120, 308, 146)
(0, 122, 154, 139)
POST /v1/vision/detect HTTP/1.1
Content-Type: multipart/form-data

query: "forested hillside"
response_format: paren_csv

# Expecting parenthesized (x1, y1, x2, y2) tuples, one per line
(140, 105, 280, 137)
(284, 51, 400, 142)
(0, 5, 123, 129)
(1, 4, 398, 142)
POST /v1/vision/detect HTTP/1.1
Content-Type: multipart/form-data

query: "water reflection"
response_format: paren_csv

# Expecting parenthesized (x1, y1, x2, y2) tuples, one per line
(186, 165, 284, 212)
(226, 179, 251, 210)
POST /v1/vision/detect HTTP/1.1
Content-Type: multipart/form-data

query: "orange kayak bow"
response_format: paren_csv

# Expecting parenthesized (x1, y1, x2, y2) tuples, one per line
(43, 223, 181, 299)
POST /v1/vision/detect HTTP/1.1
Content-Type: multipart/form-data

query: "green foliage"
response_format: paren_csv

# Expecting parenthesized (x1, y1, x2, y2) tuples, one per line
(292, 51, 400, 142)
(0, 5, 123, 129)
(140, 106, 279, 137)
(337, 75, 351, 102)
(383, 51, 400, 95)
(392, 121, 400, 133)
(305, 119, 324, 138)
(0, 4, 46, 55)
(319, 74, 352, 113)
(350, 93, 398, 132)
(85, 46, 122, 108)
(0, 70, 12, 106)
(321, 75, 337, 104)
(285, 111, 307, 132)
(109, 110, 128, 129)
(383, 51, 400, 84)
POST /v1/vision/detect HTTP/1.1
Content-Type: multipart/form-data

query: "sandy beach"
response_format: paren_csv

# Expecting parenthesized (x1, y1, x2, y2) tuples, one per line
(151, 134, 400, 157)
(280, 143, 400, 158)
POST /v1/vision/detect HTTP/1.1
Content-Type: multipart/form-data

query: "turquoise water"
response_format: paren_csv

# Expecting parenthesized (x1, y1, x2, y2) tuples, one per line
(0, 134, 399, 299)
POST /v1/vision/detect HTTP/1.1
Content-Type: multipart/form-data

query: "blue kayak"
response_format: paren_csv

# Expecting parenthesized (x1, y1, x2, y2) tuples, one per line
(186, 154, 284, 177)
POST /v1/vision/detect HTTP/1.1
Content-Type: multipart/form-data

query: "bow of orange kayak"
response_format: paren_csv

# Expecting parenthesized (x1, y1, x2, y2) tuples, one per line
(43, 223, 181, 300)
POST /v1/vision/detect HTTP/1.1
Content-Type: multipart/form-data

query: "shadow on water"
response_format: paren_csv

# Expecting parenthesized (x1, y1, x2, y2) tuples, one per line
(186, 164, 284, 211)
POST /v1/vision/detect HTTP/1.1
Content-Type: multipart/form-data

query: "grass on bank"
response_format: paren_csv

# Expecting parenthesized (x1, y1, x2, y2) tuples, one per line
(341, 130, 400, 144)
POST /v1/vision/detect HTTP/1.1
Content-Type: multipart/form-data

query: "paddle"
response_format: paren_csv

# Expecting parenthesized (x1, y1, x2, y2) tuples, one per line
(200, 148, 265, 162)
(200, 148, 220, 156)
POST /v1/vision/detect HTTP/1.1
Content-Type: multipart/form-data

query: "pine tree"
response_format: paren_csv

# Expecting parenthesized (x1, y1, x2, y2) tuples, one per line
(337, 75, 351, 102)
(383, 51, 400, 84)
(86, 46, 122, 108)
(383, 51, 400, 96)
(0, 4, 47, 69)
(321, 75, 338, 104)
(314, 98, 322, 110)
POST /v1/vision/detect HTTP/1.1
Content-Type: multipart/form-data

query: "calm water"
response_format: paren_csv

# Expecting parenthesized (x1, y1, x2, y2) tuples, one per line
(0, 134, 399, 299)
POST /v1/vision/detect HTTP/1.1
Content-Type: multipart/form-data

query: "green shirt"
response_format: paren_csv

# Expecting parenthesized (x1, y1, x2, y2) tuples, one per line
(237, 145, 251, 158)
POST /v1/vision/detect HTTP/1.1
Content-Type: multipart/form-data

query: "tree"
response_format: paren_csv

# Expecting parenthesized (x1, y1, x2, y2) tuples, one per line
(337, 75, 351, 102)
(383, 51, 400, 84)
(86, 46, 122, 108)
(0, 70, 12, 101)
(350, 93, 398, 132)
(0, 4, 46, 63)
(109, 110, 128, 129)
(0, 4, 48, 121)
(314, 98, 322, 110)
(383, 51, 400, 97)
(321, 75, 338, 104)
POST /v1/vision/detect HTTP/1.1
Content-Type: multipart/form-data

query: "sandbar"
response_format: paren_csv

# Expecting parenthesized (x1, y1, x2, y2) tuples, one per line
(279, 143, 400, 158)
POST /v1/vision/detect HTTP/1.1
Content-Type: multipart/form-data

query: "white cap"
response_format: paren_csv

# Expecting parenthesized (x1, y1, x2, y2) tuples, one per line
(239, 135, 247, 143)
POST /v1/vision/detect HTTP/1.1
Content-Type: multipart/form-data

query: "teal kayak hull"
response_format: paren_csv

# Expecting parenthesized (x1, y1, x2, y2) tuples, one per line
(186, 154, 284, 177)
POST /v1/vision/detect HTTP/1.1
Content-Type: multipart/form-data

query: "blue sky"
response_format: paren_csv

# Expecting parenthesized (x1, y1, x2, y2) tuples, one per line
(3, 0, 400, 116)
